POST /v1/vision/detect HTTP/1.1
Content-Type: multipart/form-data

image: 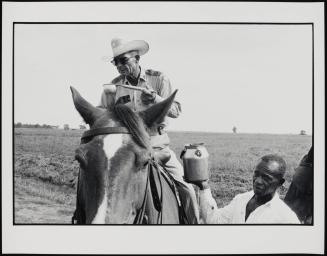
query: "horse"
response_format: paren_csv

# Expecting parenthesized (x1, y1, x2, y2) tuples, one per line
(284, 147, 313, 224)
(70, 86, 189, 224)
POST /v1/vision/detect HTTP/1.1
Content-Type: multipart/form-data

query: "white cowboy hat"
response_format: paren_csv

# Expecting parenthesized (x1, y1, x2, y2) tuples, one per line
(111, 38, 149, 58)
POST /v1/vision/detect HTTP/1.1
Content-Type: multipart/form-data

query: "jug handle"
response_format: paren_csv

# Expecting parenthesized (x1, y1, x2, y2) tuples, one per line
(180, 148, 187, 159)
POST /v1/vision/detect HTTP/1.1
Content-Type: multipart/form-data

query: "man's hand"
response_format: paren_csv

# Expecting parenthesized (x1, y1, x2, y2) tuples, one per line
(141, 85, 156, 105)
(190, 179, 210, 190)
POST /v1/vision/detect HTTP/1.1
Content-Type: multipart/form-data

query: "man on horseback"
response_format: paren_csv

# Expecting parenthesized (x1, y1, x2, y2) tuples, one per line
(191, 154, 300, 223)
(98, 38, 199, 224)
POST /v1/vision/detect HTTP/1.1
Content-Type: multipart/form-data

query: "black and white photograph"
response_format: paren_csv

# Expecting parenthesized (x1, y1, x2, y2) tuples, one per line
(2, 1, 325, 254)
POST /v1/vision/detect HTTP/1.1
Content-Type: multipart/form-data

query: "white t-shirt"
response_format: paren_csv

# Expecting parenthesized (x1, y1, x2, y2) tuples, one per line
(199, 189, 300, 224)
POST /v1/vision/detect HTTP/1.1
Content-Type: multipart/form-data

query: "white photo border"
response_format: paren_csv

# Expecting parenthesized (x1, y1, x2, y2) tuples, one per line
(2, 2, 325, 254)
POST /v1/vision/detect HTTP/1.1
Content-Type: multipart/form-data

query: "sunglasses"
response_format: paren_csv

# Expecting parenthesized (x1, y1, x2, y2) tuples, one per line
(111, 56, 134, 66)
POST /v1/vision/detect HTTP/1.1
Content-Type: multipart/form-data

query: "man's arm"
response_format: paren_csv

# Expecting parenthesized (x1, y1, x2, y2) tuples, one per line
(98, 75, 125, 108)
(199, 188, 238, 224)
(97, 90, 116, 108)
(193, 180, 238, 224)
(144, 73, 181, 118)
(157, 75, 181, 118)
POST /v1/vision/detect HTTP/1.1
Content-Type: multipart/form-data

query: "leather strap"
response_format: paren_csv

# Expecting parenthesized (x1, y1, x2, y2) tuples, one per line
(133, 164, 151, 224)
(81, 126, 165, 139)
(81, 127, 130, 139)
(149, 162, 162, 212)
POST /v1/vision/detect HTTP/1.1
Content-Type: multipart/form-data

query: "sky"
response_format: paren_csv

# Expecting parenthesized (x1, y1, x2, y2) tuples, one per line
(14, 24, 312, 134)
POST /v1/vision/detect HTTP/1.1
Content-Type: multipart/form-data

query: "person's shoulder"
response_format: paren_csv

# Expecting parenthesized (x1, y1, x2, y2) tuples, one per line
(273, 197, 300, 223)
(145, 69, 163, 77)
(279, 199, 297, 214)
(145, 69, 170, 85)
(233, 190, 253, 201)
(237, 190, 253, 198)
(111, 75, 124, 84)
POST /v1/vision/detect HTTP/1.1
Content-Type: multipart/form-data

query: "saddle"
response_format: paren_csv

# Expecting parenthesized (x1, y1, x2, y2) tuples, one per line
(133, 155, 189, 224)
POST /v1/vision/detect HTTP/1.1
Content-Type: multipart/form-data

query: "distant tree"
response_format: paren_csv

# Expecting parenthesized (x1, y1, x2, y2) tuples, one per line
(300, 130, 306, 135)
(79, 125, 86, 130)
(42, 124, 51, 128)
(64, 124, 70, 130)
(15, 122, 56, 128)
(232, 126, 237, 134)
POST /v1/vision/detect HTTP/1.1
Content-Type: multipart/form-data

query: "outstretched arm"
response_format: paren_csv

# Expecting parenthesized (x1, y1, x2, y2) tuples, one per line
(98, 90, 116, 108)
(193, 180, 236, 224)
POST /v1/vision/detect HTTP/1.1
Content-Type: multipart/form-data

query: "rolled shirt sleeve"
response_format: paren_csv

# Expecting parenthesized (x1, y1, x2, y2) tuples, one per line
(98, 89, 116, 108)
(199, 188, 237, 224)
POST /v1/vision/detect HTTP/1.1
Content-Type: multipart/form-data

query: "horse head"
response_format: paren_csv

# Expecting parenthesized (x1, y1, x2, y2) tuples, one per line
(70, 87, 177, 224)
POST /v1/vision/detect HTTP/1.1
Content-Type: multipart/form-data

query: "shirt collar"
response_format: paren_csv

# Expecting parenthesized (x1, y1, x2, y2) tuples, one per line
(249, 190, 280, 207)
(263, 192, 280, 207)
(139, 67, 147, 82)
(122, 67, 147, 85)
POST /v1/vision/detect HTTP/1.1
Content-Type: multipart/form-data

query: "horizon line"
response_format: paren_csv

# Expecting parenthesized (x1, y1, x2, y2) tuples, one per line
(13, 126, 312, 136)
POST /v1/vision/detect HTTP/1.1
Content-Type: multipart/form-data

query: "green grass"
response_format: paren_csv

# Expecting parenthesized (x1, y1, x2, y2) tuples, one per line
(14, 128, 312, 222)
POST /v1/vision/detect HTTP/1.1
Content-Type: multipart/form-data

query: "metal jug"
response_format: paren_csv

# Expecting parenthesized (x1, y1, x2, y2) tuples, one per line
(180, 143, 209, 182)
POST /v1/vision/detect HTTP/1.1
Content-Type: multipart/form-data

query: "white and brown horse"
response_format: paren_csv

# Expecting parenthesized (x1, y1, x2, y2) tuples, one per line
(71, 87, 186, 224)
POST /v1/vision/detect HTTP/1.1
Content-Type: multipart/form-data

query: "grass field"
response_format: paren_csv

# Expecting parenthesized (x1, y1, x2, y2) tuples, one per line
(14, 128, 312, 224)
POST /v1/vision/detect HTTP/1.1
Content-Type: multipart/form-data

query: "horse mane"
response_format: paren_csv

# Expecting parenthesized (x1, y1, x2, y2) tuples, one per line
(112, 104, 150, 149)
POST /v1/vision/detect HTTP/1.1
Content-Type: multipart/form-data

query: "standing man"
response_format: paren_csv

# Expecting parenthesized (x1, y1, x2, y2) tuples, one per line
(99, 38, 199, 223)
(191, 154, 300, 224)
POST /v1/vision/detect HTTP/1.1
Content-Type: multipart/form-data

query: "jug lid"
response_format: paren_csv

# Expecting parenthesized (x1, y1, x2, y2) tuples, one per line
(185, 143, 205, 149)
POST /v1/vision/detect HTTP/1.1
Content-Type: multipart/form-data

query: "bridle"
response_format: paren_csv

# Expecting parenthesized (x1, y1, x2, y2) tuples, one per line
(81, 126, 130, 140)
(72, 126, 163, 224)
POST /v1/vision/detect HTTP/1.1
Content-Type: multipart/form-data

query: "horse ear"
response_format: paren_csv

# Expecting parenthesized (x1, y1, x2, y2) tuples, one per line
(70, 86, 104, 126)
(139, 90, 178, 128)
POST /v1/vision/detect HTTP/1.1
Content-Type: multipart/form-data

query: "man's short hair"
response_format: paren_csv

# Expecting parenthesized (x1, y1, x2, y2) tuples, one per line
(260, 154, 287, 178)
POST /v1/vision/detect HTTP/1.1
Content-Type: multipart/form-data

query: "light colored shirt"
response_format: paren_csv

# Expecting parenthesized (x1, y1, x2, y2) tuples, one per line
(199, 189, 300, 224)
(99, 67, 181, 127)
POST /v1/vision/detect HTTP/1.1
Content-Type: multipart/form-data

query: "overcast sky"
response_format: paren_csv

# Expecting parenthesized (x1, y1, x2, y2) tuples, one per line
(14, 24, 312, 134)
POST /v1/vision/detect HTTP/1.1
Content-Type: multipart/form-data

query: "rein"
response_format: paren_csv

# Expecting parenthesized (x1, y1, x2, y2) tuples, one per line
(134, 159, 164, 224)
